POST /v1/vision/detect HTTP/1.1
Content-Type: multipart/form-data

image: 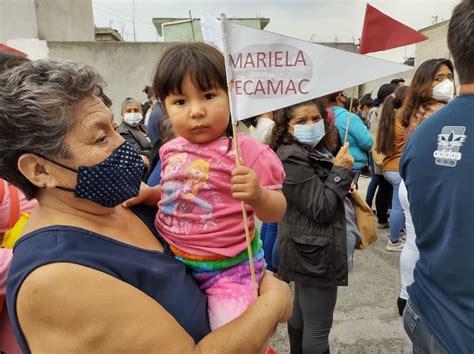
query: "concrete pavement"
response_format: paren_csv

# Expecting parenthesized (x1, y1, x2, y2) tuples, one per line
(269, 176, 412, 353)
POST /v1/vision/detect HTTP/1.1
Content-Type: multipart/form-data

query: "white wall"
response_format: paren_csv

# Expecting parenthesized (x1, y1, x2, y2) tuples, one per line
(0, 0, 38, 42)
(36, 0, 95, 41)
(0, 0, 94, 43)
(47, 41, 176, 120)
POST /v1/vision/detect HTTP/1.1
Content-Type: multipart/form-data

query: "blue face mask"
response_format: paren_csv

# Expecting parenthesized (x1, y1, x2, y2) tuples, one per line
(293, 120, 326, 146)
(44, 142, 144, 207)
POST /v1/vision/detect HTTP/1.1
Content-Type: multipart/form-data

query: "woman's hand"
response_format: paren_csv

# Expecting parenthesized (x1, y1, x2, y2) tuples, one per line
(122, 182, 161, 208)
(334, 142, 354, 170)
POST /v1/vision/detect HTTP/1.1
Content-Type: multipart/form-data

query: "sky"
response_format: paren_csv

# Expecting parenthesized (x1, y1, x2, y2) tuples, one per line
(92, 0, 459, 62)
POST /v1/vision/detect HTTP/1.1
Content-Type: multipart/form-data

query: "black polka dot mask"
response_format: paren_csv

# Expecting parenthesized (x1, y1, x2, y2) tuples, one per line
(45, 142, 144, 207)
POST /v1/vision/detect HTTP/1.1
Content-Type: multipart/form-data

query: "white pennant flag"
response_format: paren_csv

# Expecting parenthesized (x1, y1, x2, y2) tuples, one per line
(201, 13, 412, 122)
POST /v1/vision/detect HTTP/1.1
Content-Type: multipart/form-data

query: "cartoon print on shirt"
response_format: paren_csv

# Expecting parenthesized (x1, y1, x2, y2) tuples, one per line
(164, 152, 188, 178)
(433, 126, 467, 167)
(181, 159, 213, 213)
(161, 152, 188, 216)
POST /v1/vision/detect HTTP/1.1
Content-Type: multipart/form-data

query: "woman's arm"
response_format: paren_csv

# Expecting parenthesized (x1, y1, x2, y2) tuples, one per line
(17, 264, 291, 353)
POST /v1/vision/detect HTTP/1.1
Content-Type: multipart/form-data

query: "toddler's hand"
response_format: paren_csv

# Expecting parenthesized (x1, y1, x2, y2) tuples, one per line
(231, 165, 262, 205)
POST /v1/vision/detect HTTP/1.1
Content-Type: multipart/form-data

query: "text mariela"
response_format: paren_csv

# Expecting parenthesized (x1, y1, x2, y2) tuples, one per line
(229, 50, 310, 96)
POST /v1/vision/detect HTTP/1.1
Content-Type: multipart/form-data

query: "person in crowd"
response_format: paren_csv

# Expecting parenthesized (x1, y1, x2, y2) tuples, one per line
(248, 112, 275, 144)
(358, 93, 374, 127)
(268, 98, 353, 354)
(142, 85, 158, 125)
(400, 1, 473, 351)
(390, 78, 405, 86)
(125, 43, 287, 332)
(344, 97, 360, 115)
(118, 97, 153, 173)
(397, 57, 454, 307)
(397, 179, 414, 315)
(0, 59, 292, 353)
(327, 91, 372, 184)
(145, 96, 167, 182)
(147, 100, 166, 147)
(375, 85, 409, 251)
(400, 58, 454, 141)
(146, 117, 175, 187)
(245, 112, 280, 272)
(365, 84, 396, 228)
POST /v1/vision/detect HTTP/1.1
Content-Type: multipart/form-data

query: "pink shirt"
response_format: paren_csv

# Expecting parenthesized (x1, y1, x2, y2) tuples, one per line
(155, 134, 285, 257)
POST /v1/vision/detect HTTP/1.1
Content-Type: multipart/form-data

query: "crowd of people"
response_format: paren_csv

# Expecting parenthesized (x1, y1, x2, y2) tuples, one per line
(0, 0, 473, 353)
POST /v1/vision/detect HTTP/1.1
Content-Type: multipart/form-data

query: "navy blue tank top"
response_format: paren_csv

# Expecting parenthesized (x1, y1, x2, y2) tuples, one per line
(6, 205, 210, 353)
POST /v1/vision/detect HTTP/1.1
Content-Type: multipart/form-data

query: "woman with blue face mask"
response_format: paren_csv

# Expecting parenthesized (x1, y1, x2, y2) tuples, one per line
(117, 98, 153, 178)
(0, 59, 292, 353)
(268, 99, 354, 354)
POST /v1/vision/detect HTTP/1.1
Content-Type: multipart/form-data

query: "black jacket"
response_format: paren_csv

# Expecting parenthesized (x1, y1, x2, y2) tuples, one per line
(118, 122, 153, 159)
(276, 143, 353, 287)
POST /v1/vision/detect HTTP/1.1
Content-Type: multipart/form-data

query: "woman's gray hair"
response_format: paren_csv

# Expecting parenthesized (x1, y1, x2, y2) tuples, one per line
(0, 59, 105, 199)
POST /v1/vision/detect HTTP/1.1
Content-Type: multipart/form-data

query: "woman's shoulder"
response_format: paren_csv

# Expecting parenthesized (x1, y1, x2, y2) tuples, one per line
(276, 143, 308, 162)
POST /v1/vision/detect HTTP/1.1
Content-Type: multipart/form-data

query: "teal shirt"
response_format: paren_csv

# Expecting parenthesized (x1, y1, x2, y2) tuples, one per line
(333, 106, 373, 170)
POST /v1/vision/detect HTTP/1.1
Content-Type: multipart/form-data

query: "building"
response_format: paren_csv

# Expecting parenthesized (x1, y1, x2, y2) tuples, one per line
(95, 27, 123, 42)
(0, 0, 94, 43)
(152, 17, 270, 42)
(415, 20, 450, 68)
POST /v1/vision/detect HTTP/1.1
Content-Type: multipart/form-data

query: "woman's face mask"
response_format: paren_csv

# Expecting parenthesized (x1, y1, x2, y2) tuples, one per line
(292, 120, 326, 147)
(43, 142, 144, 207)
(123, 112, 143, 126)
(432, 79, 455, 102)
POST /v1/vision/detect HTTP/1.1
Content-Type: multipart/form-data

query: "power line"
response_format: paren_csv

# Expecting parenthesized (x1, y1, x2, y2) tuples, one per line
(94, 2, 155, 29)
(93, 7, 157, 34)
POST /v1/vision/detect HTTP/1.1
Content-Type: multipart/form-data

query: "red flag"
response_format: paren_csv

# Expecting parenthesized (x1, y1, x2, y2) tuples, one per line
(359, 4, 428, 54)
(0, 44, 27, 58)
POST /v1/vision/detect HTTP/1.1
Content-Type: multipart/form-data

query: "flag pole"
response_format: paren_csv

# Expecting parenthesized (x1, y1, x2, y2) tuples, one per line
(220, 13, 258, 299)
(344, 86, 357, 144)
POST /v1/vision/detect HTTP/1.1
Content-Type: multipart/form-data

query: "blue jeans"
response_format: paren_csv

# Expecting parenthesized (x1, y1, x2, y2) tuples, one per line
(261, 222, 278, 272)
(383, 171, 405, 243)
(403, 300, 448, 353)
(365, 153, 379, 207)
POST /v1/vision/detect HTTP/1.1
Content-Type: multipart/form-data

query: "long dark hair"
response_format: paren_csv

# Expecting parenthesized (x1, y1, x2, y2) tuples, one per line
(268, 99, 338, 152)
(375, 85, 408, 155)
(153, 43, 234, 149)
(398, 58, 454, 128)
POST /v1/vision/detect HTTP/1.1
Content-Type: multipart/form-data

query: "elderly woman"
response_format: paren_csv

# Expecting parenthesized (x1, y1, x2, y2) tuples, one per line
(0, 60, 291, 353)
(118, 97, 153, 166)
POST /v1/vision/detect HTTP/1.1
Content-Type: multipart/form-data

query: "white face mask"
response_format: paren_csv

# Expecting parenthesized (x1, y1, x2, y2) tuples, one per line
(432, 79, 455, 102)
(293, 120, 326, 147)
(123, 112, 142, 126)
